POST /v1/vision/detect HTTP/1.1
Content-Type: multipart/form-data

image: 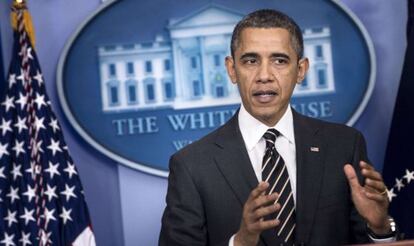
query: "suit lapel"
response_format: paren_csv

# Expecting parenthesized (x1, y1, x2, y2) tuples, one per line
(293, 110, 326, 244)
(213, 114, 258, 206)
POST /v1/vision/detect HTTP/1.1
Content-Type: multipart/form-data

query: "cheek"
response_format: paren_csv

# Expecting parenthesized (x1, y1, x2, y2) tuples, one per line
(276, 71, 298, 93)
(282, 82, 297, 98)
(235, 73, 253, 94)
(237, 68, 256, 82)
(237, 83, 250, 99)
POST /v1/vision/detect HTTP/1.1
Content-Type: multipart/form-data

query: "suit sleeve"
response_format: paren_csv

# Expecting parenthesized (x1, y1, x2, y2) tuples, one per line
(349, 130, 371, 243)
(159, 154, 208, 246)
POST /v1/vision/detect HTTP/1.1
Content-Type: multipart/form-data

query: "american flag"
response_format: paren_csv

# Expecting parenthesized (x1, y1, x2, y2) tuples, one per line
(0, 3, 95, 245)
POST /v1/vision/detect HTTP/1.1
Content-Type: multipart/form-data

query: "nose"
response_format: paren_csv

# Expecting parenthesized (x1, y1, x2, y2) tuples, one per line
(257, 62, 273, 83)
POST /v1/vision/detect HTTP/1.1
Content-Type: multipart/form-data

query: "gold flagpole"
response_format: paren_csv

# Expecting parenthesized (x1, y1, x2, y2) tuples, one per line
(11, 0, 36, 48)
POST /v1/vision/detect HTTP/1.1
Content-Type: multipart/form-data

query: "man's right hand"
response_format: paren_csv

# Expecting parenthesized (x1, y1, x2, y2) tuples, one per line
(234, 182, 280, 246)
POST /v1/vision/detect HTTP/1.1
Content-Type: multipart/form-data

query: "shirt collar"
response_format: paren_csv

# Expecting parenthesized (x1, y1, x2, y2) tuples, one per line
(238, 104, 295, 151)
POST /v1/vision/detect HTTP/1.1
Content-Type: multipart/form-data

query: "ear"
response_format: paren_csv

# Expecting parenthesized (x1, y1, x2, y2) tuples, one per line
(296, 57, 309, 84)
(225, 56, 237, 84)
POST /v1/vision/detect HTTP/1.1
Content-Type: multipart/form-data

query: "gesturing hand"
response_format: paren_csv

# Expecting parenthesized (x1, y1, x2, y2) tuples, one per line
(344, 161, 390, 234)
(234, 182, 281, 246)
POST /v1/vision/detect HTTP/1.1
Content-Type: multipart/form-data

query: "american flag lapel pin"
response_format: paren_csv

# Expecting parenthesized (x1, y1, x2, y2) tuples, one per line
(310, 147, 320, 152)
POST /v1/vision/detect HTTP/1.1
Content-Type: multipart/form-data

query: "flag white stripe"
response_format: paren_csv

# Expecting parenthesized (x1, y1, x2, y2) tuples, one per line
(72, 226, 96, 246)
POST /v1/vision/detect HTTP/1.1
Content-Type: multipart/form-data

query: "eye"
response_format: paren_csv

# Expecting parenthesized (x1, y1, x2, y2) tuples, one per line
(242, 58, 258, 65)
(273, 58, 288, 65)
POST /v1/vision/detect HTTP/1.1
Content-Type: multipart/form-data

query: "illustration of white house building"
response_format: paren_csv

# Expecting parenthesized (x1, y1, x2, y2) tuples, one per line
(98, 5, 335, 112)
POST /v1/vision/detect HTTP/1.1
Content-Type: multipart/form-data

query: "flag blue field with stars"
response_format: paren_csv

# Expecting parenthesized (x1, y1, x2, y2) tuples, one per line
(383, 0, 414, 239)
(0, 4, 95, 246)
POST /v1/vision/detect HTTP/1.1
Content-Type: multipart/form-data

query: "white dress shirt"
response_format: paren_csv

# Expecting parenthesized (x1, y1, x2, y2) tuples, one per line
(238, 104, 297, 203)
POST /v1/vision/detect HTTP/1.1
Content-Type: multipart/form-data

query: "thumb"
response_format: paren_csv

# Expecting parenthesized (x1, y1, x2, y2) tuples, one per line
(344, 164, 361, 192)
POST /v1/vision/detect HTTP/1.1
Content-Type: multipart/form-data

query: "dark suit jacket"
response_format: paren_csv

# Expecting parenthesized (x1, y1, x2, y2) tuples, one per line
(159, 109, 371, 246)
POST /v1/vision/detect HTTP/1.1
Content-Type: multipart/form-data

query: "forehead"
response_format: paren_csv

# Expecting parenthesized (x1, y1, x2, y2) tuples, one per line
(236, 27, 294, 54)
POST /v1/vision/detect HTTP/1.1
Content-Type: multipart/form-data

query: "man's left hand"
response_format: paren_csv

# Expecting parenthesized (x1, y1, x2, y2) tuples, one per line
(344, 161, 390, 234)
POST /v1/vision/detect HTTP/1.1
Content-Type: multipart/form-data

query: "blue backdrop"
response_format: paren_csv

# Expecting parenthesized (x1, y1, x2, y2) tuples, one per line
(0, 0, 408, 245)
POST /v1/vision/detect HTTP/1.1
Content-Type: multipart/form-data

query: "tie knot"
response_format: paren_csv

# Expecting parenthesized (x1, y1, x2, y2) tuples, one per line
(263, 128, 279, 148)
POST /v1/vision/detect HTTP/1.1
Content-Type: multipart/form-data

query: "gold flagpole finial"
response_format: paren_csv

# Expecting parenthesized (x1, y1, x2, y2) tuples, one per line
(11, 0, 36, 48)
(13, 0, 26, 9)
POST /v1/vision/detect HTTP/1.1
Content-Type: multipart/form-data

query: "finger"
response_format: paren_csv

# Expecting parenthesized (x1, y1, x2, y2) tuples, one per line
(360, 161, 374, 170)
(344, 164, 361, 191)
(364, 189, 389, 203)
(249, 193, 278, 211)
(365, 178, 387, 192)
(251, 203, 281, 221)
(361, 168, 383, 181)
(363, 185, 378, 194)
(245, 192, 278, 214)
(244, 195, 279, 227)
(248, 218, 280, 232)
(248, 182, 269, 201)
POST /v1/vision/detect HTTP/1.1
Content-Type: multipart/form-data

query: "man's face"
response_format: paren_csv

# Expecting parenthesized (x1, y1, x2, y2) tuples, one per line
(226, 27, 308, 126)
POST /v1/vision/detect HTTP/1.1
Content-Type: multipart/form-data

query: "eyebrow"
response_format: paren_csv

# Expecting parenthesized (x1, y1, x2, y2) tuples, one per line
(239, 52, 258, 60)
(270, 52, 290, 60)
(239, 52, 291, 61)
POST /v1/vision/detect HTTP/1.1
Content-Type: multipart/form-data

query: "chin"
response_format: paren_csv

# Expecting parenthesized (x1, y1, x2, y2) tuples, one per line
(253, 112, 277, 125)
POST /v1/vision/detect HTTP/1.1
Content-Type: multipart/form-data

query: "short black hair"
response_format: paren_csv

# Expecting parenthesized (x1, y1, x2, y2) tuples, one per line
(230, 9, 304, 59)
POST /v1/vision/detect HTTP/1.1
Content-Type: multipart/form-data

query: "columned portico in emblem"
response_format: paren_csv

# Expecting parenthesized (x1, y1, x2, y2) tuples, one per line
(97, 5, 336, 113)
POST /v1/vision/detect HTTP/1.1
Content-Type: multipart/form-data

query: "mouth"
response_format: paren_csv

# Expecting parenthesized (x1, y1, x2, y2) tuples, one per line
(252, 90, 278, 103)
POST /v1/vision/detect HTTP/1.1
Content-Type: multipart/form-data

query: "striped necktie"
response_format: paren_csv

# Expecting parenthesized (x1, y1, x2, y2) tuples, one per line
(262, 129, 296, 244)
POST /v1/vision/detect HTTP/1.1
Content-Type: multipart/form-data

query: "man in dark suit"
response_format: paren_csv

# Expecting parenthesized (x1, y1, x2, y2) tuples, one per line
(160, 9, 396, 246)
